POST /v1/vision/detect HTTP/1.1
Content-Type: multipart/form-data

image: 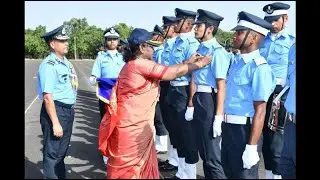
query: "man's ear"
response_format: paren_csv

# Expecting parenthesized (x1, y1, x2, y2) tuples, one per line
(49, 40, 55, 50)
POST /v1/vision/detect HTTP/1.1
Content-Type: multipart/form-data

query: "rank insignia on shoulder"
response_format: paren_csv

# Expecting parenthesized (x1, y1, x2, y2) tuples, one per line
(254, 57, 267, 66)
(47, 60, 56, 65)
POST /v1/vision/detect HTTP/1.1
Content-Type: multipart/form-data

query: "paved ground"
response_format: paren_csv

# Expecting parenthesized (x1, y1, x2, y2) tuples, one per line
(25, 59, 266, 179)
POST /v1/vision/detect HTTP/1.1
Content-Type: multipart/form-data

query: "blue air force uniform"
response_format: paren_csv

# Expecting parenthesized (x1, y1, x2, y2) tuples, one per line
(191, 9, 228, 179)
(90, 27, 125, 120)
(259, 2, 295, 177)
(157, 16, 181, 171)
(165, 8, 200, 179)
(222, 12, 276, 179)
(37, 25, 76, 179)
(152, 24, 164, 61)
(152, 24, 165, 64)
(279, 41, 296, 179)
(150, 24, 169, 153)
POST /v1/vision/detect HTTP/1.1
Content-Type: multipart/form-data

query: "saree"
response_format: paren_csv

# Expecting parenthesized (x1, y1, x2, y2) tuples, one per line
(99, 59, 168, 179)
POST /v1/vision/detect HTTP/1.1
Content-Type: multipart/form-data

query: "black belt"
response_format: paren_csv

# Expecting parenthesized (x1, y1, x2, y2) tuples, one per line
(54, 100, 74, 109)
(160, 81, 170, 85)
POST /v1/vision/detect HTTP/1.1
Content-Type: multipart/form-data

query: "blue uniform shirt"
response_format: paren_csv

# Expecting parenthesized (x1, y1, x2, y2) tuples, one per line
(37, 52, 76, 105)
(224, 50, 276, 118)
(260, 29, 295, 80)
(91, 51, 125, 78)
(161, 36, 177, 66)
(153, 45, 164, 64)
(284, 42, 296, 115)
(194, 38, 230, 88)
(169, 32, 200, 82)
(97, 51, 106, 56)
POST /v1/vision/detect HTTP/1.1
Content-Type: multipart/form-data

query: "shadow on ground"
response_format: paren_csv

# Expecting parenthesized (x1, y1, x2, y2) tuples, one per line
(26, 89, 106, 179)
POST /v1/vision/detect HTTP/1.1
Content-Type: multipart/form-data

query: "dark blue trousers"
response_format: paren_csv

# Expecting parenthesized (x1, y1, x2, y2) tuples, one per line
(40, 101, 75, 179)
(159, 81, 171, 139)
(221, 120, 262, 179)
(279, 120, 296, 179)
(193, 92, 226, 179)
(154, 101, 169, 136)
(262, 85, 288, 175)
(167, 85, 198, 164)
(98, 99, 106, 121)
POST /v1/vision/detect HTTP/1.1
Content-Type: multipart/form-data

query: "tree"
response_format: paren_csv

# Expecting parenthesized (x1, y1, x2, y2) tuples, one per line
(113, 23, 134, 40)
(25, 25, 49, 59)
(63, 18, 89, 36)
(215, 28, 234, 47)
(63, 18, 104, 59)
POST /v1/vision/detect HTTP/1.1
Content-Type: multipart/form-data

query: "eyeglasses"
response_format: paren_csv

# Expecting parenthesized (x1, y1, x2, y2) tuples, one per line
(144, 43, 154, 50)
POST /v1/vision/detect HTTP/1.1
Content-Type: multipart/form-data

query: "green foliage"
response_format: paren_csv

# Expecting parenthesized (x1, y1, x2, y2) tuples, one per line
(113, 23, 134, 40)
(215, 28, 234, 47)
(25, 25, 49, 58)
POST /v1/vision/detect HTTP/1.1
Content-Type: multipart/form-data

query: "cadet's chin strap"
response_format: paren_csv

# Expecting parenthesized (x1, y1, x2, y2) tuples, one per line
(163, 25, 170, 39)
(178, 18, 187, 33)
(155, 34, 160, 41)
(200, 23, 209, 41)
(239, 30, 251, 50)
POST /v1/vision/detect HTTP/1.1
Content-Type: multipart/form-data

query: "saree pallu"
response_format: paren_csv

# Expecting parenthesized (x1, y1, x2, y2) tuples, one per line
(99, 59, 168, 179)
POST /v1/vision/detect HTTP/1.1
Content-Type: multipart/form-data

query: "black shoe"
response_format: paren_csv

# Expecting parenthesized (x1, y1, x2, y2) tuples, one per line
(160, 161, 178, 171)
(158, 159, 169, 166)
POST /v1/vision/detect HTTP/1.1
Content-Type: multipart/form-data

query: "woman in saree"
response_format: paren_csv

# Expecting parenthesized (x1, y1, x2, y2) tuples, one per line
(99, 28, 212, 179)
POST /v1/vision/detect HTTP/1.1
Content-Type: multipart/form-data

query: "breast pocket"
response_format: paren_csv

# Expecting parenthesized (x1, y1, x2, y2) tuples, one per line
(198, 47, 210, 56)
(101, 61, 111, 70)
(173, 46, 185, 60)
(274, 43, 290, 55)
(162, 50, 170, 60)
(233, 70, 251, 100)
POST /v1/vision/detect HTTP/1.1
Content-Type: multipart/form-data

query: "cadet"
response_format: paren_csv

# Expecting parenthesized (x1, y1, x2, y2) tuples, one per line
(89, 27, 125, 120)
(152, 25, 165, 63)
(192, 9, 229, 179)
(279, 41, 296, 179)
(259, 2, 295, 179)
(222, 11, 276, 179)
(38, 25, 77, 179)
(157, 16, 180, 172)
(117, 39, 128, 53)
(150, 24, 170, 154)
(89, 27, 125, 167)
(97, 42, 106, 56)
(166, 8, 200, 179)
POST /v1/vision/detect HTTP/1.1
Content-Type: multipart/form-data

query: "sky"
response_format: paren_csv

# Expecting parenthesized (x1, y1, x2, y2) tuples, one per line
(25, 1, 296, 36)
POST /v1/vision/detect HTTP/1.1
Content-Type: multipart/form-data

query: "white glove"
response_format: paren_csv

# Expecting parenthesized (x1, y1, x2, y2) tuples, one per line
(213, 115, 223, 137)
(185, 107, 194, 121)
(89, 76, 97, 86)
(242, 144, 260, 169)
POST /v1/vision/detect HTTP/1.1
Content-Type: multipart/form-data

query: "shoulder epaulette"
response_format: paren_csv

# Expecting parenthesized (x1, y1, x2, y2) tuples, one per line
(47, 59, 56, 66)
(254, 56, 267, 66)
